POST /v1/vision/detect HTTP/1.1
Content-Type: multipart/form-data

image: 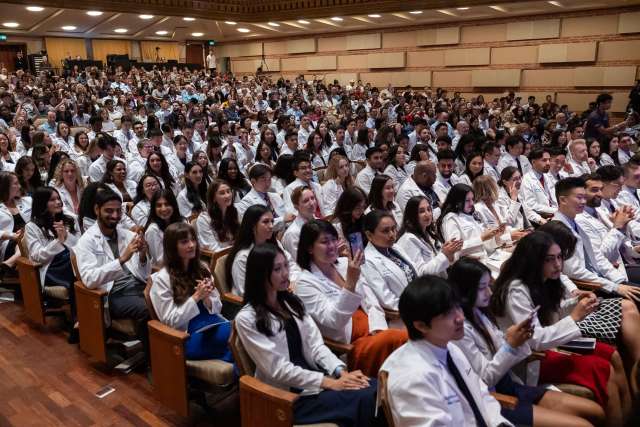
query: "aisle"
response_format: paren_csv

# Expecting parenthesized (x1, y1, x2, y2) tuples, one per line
(0, 301, 235, 427)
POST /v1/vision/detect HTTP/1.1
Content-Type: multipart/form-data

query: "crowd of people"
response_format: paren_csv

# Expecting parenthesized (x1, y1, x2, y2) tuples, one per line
(2, 62, 640, 426)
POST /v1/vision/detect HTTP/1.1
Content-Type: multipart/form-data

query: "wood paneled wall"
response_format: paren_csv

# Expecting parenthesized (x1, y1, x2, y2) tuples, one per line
(219, 8, 640, 112)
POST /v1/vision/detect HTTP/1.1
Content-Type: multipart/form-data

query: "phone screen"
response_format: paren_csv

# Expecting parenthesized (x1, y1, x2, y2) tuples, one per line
(347, 232, 365, 259)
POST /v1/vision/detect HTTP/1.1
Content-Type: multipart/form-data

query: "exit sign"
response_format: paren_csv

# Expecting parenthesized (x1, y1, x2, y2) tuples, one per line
(0, 34, 7, 41)
(207, 40, 215, 46)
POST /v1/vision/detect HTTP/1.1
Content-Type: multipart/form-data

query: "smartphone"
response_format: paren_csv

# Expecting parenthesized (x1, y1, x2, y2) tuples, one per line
(53, 212, 64, 222)
(95, 385, 115, 399)
(347, 232, 365, 259)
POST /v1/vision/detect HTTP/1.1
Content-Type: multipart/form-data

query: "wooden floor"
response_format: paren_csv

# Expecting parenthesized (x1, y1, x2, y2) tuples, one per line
(0, 299, 239, 427)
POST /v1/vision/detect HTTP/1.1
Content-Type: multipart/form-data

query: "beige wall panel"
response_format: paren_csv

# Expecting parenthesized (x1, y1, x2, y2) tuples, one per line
(538, 42, 597, 63)
(556, 92, 628, 112)
(619, 11, 640, 34)
(461, 23, 507, 43)
(506, 19, 560, 41)
(432, 71, 473, 87)
(561, 15, 618, 37)
(264, 41, 287, 55)
(416, 27, 460, 46)
(338, 54, 368, 69)
(491, 46, 538, 65)
(444, 47, 490, 66)
(236, 42, 262, 57)
(231, 59, 258, 73)
(472, 69, 521, 87)
(286, 38, 316, 54)
(307, 55, 337, 71)
(461, 92, 505, 101)
(574, 66, 637, 87)
(367, 52, 406, 68)
(383, 31, 418, 48)
(318, 36, 345, 52)
(324, 73, 359, 85)
(598, 40, 640, 61)
(407, 50, 445, 67)
(521, 69, 575, 87)
(346, 33, 381, 50)
(281, 56, 308, 71)
(407, 71, 432, 87)
(359, 72, 392, 87)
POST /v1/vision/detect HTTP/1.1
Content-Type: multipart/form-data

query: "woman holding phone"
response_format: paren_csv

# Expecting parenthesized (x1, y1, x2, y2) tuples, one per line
(450, 257, 604, 427)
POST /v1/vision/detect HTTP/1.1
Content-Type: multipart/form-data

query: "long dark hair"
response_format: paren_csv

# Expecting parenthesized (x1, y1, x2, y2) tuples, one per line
(47, 151, 69, 183)
(218, 158, 250, 194)
(399, 195, 441, 251)
(334, 186, 367, 236)
(273, 154, 295, 184)
(243, 243, 305, 337)
(15, 156, 42, 194)
(368, 174, 395, 211)
(491, 231, 565, 326)
(436, 183, 473, 240)
(146, 188, 183, 232)
(183, 161, 206, 212)
(463, 152, 484, 182)
(132, 174, 161, 204)
(145, 151, 175, 189)
(31, 186, 76, 240)
(101, 159, 126, 184)
(297, 220, 339, 270)
(78, 182, 108, 231)
(206, 179, 238, 243)
(448, 257, 496, 353)
(163, 222, 209, 305)
(225, 205, 275, 291)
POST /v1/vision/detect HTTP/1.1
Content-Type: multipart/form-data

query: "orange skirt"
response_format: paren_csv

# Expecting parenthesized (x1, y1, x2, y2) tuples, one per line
(348, 308, 407, 377)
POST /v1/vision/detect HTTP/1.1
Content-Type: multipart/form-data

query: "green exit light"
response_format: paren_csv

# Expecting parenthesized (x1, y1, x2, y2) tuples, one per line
(208, 40, 215, 46)
(0, 34, 7, 41)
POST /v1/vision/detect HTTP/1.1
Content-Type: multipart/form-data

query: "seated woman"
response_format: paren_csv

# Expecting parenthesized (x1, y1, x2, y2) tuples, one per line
(321, 154, 352, 215)
(383, 144, 409, 190)
(492, 231, 631, 426)
(496, 166, 533, 230)
(196, 179, 238, 253)
(473, 175, 529, 244)
(130, 174, 161, 227)
(225, 205, 300, 297)
(437, 183, 504, 261)
(295, 219, 407, 377)
(365, 174, 403, 225)
(449, 257, 604, 427)
(145, 189, 184, 267)
(396, 195, 462, 277)
(331, 186, 367, 245)
(177, 161, 207, 219)
(69, 131, 91, 177)
(145, 151, 178, 195)
(15, 156, 42, 197)
(101, 159, 137, 204)
(235, 243, 381, 426)
(51, 158, 84, 216)
(150, 222, 233, 362)
(217, 158, 251, 203)
(0, 171, 32, 274)
(282, 186, 318, 260)
(456, 151, 484, 186)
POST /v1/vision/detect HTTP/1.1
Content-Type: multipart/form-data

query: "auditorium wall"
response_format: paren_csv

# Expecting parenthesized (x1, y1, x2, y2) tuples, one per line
(218, 8, 640, 112)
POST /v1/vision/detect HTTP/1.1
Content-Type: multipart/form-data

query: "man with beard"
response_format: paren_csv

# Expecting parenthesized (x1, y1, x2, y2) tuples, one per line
(433, 149, 460, 203)
(521, 148, 556, 226)
(396, 161, 440, 218)
(74, 189, 151, 351)
(577, 172, 640, 285)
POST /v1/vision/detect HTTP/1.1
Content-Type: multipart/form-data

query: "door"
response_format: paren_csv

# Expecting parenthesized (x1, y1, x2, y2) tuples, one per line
(0, 43, 27, 72)
(186, 43, 204, 67)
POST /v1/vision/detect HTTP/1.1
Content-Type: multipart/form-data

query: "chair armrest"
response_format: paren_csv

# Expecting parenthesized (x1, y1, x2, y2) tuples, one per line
(570, 279, 602, 292)
(323, 337, 354, 355)
(383, 308, 400, 322)
(239, 375, 298, 427)
(222, 292, 244, 306)
(240, 375, 298, 403)
(16, 257, 42, 269)
(491, 392, 518, 410)
(525, 351, 546, 363)
(147, 320, 189, 342)
(74, 282, 108, 298)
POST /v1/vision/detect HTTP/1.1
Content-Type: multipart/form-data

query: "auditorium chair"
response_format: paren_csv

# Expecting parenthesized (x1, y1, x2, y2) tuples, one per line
(377, 369, 517, 427)
(144, 279, 235, 418)
(229, 322, 338, 427)
(15, 236, 69, 326)
(71, 254, 139, 365)
(69, 126, 86, 137)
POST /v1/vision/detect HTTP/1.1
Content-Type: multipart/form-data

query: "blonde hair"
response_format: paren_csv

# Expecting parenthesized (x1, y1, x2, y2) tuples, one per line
(52, 158, 85, 191)
(472, 175, 499, 204)
(325, 154, 353, 188)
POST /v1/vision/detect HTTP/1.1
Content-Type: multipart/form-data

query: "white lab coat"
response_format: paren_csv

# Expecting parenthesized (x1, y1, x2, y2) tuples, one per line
(231, 242, 300, 296)
(354, 165, 377, 195)
(236, 188, 286, 230)
(433, 172, 461, 205)
(396, 176, 426, 212)
(496, 278, 581, 385)
(396, 232, 449, 278)
(145, 222, 165, 266)
(320, 179, 344, 216)
(381, 339, 513, 427)
(473, 201, 512, 245)
(24, 220, 80, 288)
(0, 198, 32, 259)
(576, 209, 627, 283)
(105, 181, 137, 203)
(495, 187, 527, 230)
(364, 203, 403, 227)
(235, 303, 345, 396)
(177, 187, 204, 218)
(497, 153, 531, 175)
(295, 258, 388, 343)
(520, 171, 556, 224)
(383, 164, 409, 190)
(281, 216, 308, 260)
(195, 211, 233, 253)
(440, 212, 498, 261)
(73, 223, 150, 293)
(552, 211, 619, 293)
(453, 313, 531, 388)
(483, 160, 500, 183)
(150, 267, 222, 331)
(361, 243, 443, 310)
(130, 200, 151, 227)
(283, 178, 325, 217)
(54, 184, 82, 216)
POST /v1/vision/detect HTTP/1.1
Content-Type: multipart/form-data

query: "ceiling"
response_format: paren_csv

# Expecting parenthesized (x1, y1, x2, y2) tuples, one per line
(0, 0, 639, 43)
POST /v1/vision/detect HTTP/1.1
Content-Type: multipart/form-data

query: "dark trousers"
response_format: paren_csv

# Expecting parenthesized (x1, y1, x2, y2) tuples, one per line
(108, 283, 150, 357)
(293, 380, 386, 427)
(624, 264, 640, 285)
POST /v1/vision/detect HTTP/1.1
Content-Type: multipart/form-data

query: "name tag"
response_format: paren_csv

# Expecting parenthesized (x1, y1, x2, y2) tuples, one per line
(445, 394, 461, 405)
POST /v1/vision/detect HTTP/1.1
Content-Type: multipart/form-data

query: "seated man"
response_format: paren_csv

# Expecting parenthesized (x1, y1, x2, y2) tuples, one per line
(236, 163, 289, 230)
(74, 189, 151, 350)
(355, 146, 384, 195)
(283, 152, 324, 217)
(382, 275, 512, 427)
